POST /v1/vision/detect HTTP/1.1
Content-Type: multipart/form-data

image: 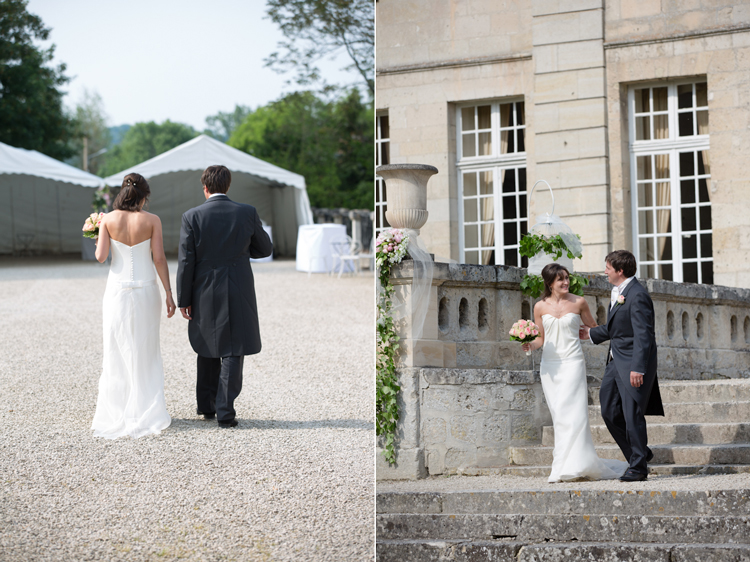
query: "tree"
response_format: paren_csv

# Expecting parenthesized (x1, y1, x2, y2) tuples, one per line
(228, 89, 373, 209)
(99, 120, 197, 177)
(0, 0, 74, 159)
(67, 89, 111, 175)
(204, 105, 251, 142)
(264, 0, 374, 95)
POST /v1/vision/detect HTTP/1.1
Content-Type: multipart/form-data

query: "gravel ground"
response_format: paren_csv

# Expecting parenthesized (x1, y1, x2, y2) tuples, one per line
(378, 472, 750, 494)
(0, 257, 374, 561)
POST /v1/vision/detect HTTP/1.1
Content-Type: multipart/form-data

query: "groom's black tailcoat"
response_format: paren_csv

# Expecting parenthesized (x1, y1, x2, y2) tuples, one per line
(590, 278, 664, 473)
(176, 194, 273, 358)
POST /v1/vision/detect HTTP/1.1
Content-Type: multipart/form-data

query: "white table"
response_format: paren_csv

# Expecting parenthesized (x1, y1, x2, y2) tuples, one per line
(250, 226, 273, 263)
(296, 224, 347, 273)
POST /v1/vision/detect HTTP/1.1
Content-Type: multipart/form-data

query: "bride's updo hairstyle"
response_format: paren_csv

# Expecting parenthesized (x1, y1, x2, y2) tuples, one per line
(541, 263, 571, 300)
(112, 173, 150, 212)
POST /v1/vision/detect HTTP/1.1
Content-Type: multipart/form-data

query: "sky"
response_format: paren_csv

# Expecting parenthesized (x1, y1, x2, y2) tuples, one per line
(27, 0, 356, 131)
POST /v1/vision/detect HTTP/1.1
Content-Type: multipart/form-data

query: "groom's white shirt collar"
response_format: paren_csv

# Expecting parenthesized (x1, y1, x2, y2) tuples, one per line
(616, 276, 635, 292)
(208, 193, 227, 199)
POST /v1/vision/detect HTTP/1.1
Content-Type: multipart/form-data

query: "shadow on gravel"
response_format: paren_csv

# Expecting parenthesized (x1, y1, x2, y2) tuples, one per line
(168, 418, 373, 431)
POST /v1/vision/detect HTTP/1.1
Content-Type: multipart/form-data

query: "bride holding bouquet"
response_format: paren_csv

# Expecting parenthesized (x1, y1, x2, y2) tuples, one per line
(521, 263, 628, 482)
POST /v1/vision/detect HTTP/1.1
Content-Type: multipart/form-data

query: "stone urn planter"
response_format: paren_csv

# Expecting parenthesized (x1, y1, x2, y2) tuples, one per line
(376, 164, 438, 233)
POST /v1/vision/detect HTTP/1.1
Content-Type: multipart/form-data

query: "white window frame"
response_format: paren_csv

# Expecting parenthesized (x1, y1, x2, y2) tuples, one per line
(375, 113, 390, 236)
(456, 99, 527, 266)
(628, 80, 711, 283)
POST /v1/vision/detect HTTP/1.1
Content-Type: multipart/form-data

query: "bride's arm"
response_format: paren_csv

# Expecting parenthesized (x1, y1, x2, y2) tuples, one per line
(94, 217, 110, 263)
(151, 216, 176, 318)
(580, 297, 597, 327)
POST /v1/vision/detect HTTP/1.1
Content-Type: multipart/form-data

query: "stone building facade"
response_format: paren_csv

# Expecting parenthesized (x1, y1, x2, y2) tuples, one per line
(376, 0, 750, 288)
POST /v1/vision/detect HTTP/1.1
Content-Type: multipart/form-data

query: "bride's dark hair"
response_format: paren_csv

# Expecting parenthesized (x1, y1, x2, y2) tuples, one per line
(541, 263, 570, 300)
(112, 173, 150, 212)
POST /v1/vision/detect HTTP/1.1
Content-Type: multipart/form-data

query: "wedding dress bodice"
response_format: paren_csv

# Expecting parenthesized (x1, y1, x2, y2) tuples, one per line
(541, 312, 583, 362)
(108, 238, 156, 286)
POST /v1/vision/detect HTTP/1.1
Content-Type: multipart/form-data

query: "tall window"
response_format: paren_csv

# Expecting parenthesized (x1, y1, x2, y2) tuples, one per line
(457, 101, 528, 266)
(629, 81, 712, 283)
(375, 114, 390, 236)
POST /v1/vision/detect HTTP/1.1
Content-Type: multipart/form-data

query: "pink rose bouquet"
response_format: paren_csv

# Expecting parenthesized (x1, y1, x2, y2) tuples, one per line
(375, 228, 409, 268)
(82, 212, 105, 239)
(509, 319, 540, 356)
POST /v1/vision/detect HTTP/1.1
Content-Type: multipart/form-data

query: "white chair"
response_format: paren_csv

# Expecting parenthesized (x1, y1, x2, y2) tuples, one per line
(330, 236, 362, 278)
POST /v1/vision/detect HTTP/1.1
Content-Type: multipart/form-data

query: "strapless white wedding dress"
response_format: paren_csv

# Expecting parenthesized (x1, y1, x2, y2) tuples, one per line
(540, 313, 627, 482)
(92, 238, 171, 439)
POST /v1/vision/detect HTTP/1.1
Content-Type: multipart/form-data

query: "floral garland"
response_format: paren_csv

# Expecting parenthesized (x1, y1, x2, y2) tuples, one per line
(375, 228, 409, 465)
(518, 232, 589, 298)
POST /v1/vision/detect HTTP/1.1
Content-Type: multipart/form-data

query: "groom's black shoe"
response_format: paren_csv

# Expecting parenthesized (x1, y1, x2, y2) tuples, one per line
(218, 419, 238, 428)
(196, 409, 215, 420)
(619, 469, 648, 482)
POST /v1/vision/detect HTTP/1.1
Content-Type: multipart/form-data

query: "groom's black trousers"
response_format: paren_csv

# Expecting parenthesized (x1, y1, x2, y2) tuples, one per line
(600, 360, 651, 474)
(197, 355, 244, 422)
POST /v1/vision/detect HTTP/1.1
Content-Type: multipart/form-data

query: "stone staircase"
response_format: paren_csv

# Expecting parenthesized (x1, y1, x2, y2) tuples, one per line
(377, 488, 750, 561)
(505, 379, 750, 476)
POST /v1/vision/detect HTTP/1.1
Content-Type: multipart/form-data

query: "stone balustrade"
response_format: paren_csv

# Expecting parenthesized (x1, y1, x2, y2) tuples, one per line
(377, 261, 750, 480)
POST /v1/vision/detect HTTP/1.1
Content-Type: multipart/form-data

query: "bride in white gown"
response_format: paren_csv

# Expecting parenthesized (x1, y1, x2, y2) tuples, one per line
(91, 173, 174, 439)
(522, 263, 628, 482)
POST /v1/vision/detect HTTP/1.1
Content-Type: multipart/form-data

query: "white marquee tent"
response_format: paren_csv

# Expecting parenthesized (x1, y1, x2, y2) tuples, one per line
(0, 141, 105, 254)
(103, 135, 313, 256)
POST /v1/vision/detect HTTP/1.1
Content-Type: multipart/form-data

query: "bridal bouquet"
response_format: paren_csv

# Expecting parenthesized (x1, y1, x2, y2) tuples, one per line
(375, 228, 409, 267)
(82, 212, 105, 239)
(509, 319, 540, 356)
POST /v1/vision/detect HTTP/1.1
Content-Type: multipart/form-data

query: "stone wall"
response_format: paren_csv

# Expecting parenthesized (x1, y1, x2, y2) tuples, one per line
(377, 261, 750, 479)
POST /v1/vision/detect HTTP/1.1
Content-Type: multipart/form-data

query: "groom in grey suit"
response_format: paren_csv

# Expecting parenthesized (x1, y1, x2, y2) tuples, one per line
(581, 250, 664, 481)
(177, 165, 273, 427)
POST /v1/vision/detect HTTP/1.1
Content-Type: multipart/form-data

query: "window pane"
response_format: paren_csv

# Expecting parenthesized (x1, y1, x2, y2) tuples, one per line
(517, 102, 525, 126)
(461, 107, 474, 131)
(639, 210, 654, 234)
(505, 249, 518, 266)
(463, 172, 477, 196)
(656, 208, 671, 234)
(502, 169, 516, 193)
(379, 116, 390, 139)
(679, 111, 694, 136)
(659, 263, 673, 281)
(521, 220, 528, 236)
(679, 152, 695, 177)
(637, 156, 653, 180)
(480, 197, 494, 221)
(637, 183, 653, 207)
(700, 233, 712, 258)
(635, 88, 650, 113)
(701, 261, 713, 284)
(654, 114, 669, 139)
(654, 87, 668, 111)
(681, 180, 696, 204)
(517, 128, 525, 152)
(678, 84, 693, 109)
(640, 237, 655, 261)
(655, 154, 670, 179)
(636, 116, 651, 140)
(642, 264, 654, 278)
(503, 222, 517, 245)
(655, 182, 670, 207)
(465, 250, 479, 265)
(465, 225, 478, 247)
(699, 205, 712, 230)
(480, 171, 493, 195)
(477, 105, 491, 129)
(481, 223, 495, 246)
(463, 198, 478, 222)
(683, 234, 697, 259)
(698, 178, 710, 203)
(696, 82, 708, 106)
(697, 111, 708, 135)
(478, 132, 492, 156)
(519, 194, 527, 218)
(697, 150, 709, 175)
(380, 142, 390, 166)
(659, 236, 673, 259)
(462, 134, 476, 157)
(518, 168, 527, 192)
(503, 196, 516, 219)
(683, 261, 698, 283)
(500, 103, 511, 128)
(681, 207, 697, 232)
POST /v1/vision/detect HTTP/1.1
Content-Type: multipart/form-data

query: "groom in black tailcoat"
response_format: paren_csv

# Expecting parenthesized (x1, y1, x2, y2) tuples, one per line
(177, 165, 273, 427)
(581, 250, 664, 481)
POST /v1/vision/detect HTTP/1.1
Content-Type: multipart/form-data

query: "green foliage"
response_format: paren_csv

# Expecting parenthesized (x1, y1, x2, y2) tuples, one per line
(376, 255, 400, 465)
(520, 273, 589, 298)
(99, 120, 198, 177)
(0, 0, 74, 159)
(67, 89, 111, 175)
(228, 89, 373, 209)
(203, 105, 251, 142)
(568, 273, 589, 296)
(519, 233, 582, 261)
(265, 0, 374, 95)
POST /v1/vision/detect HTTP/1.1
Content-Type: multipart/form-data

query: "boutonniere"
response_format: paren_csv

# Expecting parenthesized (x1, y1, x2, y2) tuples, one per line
(616, 295, 625, 306)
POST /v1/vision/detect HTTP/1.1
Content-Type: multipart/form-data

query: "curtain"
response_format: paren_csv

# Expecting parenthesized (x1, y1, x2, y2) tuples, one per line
(698, 112, 710, 201)
(481, 169, 497, 265)
(654, 115, 670, 261)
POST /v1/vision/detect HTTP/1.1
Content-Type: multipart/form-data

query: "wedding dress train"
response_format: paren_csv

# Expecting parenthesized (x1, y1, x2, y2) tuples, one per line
(92, 238, 171, 438)
(540, 313, 628, 482)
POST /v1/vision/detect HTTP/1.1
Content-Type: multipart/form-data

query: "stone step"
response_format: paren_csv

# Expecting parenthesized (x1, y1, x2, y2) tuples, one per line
(377, 489, 750, 516)
(478, 463, 750, 478)
(377, 513, 750, 543)
(509, 443, 750, 466)
(542, 422, 750, 446)
(588, 379, 750, 406)
(587, 401, 750, 424)
(376, 540, 750, 562)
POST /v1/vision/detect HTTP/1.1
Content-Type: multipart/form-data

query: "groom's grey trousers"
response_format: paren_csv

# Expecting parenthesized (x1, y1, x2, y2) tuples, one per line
(197, 355, 244, 422)
(600, 359, 651, 475)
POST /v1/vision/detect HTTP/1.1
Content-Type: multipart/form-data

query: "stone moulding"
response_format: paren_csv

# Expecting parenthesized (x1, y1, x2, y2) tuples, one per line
(376, 53, 533, 76)
(603, 23, 750, 50)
